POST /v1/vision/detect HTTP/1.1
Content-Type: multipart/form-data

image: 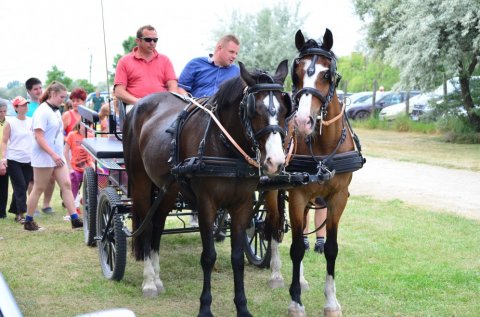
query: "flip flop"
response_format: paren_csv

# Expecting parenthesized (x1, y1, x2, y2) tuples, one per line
(15, 215, 25, 224)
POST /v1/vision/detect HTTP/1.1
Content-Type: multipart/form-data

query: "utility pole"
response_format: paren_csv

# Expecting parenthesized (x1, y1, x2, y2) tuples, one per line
(89, 53, 93, 84)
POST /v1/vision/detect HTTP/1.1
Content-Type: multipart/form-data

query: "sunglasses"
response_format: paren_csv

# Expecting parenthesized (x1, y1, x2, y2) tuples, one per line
(140, 37, 158, 43)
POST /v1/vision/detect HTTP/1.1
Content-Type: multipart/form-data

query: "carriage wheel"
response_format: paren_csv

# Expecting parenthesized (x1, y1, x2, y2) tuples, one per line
(244, 191, 271, 268)
(83, 167, 97, 246)
(97, 187, 127, 281)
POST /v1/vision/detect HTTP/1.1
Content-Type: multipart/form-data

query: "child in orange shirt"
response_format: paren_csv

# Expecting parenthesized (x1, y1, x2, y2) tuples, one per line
(64, 122, 94, 217)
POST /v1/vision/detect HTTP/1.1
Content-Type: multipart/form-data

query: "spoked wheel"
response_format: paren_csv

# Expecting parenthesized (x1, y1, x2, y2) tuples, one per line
(244, 191, 271, 268)
(97, 187, 127, 281)
(83, 167, 97, 246)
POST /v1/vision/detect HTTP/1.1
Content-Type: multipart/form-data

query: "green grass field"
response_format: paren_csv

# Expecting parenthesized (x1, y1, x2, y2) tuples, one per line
(1, 196, 479, 317)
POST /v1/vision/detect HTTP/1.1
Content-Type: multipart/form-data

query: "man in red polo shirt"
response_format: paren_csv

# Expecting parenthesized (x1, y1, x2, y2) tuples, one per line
(114, 24, 184, 106)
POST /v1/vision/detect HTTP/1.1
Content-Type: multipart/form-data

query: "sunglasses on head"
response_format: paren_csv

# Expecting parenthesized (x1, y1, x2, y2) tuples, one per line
(140, 37, 158, 43)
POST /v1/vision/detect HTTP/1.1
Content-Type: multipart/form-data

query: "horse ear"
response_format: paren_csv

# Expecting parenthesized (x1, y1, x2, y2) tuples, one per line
(239, 61, 255, 87)
(322, 28, 333, 51)
(274, 59, 289, 84)
(295, 29, 305, 51)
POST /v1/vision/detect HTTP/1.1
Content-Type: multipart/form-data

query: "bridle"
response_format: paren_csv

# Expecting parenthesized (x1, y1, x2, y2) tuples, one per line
(291, 43, 341, 123)
(239, 73, 290, 147)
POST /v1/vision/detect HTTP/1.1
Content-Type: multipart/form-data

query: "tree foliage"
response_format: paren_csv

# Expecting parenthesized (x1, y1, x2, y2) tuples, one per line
(111, 36, 136, 85)
(353, 0, 480, 131)
(338, 52, 399, 92)
(45, 65, 73, 89)
(213, 1, 304, 75)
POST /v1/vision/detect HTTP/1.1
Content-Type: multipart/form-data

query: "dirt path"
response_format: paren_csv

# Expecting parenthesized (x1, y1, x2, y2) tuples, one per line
(349, 157, 480, 220)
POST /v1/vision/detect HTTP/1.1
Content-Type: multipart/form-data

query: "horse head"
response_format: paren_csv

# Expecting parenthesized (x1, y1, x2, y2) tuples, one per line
(292, 29, 340, 136)
(237, 60, 292, 176)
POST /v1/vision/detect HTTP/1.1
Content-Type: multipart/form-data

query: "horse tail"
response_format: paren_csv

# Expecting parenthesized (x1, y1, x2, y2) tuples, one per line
(122, 106, 153, 261)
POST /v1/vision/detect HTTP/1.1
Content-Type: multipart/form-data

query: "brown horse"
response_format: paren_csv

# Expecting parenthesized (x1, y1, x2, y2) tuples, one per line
(265, 29, 364, 317)
(122, 60, 292, 317)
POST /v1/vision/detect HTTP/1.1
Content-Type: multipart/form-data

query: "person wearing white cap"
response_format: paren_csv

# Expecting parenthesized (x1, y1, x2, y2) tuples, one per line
(0, 96, 33, 224)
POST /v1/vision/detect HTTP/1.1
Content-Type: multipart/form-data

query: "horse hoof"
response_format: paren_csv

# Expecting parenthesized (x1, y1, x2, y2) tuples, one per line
(288, 301, 306, 317)
(142, 286, 158, 298)
(300, 280, 309, 291)
(324, 308, 342, 317)
(155, 279, 166, 294)
(269, 277, 285, 289)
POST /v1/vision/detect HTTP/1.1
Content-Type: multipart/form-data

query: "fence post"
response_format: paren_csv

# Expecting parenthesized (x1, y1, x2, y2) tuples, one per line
(371, 80, 377, 117)
(405, 91, 410, 115)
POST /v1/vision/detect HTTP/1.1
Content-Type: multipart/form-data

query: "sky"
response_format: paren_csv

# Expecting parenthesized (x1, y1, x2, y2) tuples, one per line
(0, 0, 364, 89)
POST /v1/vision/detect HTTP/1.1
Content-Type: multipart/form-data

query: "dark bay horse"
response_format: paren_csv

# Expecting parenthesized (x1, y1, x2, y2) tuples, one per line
(265, 29, 364, 317)
(123, 60, 292, 317)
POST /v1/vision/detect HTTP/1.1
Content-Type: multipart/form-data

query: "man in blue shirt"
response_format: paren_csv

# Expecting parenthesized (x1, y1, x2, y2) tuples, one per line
(25, 77, 42, 117)
(178, 35, 240, 98)
(178, 35, 240, 228)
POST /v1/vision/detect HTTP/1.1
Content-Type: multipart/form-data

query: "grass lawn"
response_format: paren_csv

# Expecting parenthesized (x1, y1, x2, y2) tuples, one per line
(1, 194, 479, 317)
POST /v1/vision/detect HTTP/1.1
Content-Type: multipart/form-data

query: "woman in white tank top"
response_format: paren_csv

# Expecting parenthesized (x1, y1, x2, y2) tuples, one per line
(0, 96, 33, 223)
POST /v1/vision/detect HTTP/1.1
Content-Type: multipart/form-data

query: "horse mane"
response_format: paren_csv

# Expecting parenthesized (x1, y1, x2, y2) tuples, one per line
(212, 68, 276, 110)
(212, 76, 245, 110)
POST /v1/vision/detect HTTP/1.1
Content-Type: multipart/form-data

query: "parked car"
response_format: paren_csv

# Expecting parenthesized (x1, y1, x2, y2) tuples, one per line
(346, 91, 373, 107)
(379, 93, 432, 120)
(85, 91, 110, 109)
(411, 76, 480, 120)
(0, 98, 15, 119)
(346, 91, 420, 120)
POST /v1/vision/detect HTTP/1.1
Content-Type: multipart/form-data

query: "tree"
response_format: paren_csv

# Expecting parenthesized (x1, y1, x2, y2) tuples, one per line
(214, 1, 304, 77)
(353, 0, 480, 131)
(71, 79, 96, 94)
(111, 36, 137, 83)
(338, 52, 400, 92)
(45, 65, 73, 89)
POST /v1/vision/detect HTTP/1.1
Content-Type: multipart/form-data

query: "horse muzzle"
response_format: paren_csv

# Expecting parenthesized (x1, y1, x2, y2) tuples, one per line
(294, 114, 315, 136)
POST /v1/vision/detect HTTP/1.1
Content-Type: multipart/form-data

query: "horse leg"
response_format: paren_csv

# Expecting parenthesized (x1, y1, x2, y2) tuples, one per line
(142, 237, 160, 297)
(323, 196, 347, 317)
(229, 203, 253, 317)
(196, 203, 217, 317)
(287, 194, 309, 317)
(269, 239, 285, 288)
(265, 190, 285, 289)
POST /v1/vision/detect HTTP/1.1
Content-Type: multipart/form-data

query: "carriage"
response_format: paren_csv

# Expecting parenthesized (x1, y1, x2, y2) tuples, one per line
(78, 29, 365, 317)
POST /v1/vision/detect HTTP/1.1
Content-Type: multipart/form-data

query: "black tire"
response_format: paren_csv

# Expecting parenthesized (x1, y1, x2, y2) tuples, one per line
(97, 187, 127, 281)
(354, 110, 370, 120)
(244, 191, 271, 268)
(83, 167, 97, 246)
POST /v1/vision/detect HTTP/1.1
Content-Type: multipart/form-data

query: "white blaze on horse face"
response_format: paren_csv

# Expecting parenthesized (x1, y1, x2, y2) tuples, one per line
(262, 94, 285, 174)
(296, 58, 329, 129)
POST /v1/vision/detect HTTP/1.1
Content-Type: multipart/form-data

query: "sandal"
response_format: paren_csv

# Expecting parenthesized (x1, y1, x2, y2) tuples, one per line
(15, 214, 25, 224)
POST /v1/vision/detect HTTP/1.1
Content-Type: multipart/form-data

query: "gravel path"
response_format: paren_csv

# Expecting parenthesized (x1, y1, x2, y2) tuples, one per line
(349, 157, 480, 220)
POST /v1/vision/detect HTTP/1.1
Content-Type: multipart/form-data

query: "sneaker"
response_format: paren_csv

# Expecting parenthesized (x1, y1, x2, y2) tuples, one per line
(71, 218, 84, 229)
(63, 215, 71, 221)
(41, 207, 54, 215)
(314, 238, 325, 254)
(24, 220, 40, 231)
(303, 236, 310, 251)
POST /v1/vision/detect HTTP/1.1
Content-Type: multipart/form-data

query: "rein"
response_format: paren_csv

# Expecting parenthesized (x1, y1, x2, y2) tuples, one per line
(182, 94, 261, 169)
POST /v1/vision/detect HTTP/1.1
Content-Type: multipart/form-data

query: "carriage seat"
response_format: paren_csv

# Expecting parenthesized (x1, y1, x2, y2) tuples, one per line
(82, 137, 124, 159)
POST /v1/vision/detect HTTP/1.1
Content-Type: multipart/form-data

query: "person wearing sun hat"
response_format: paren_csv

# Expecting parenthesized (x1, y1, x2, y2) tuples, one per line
(0, 96, 33, 224)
